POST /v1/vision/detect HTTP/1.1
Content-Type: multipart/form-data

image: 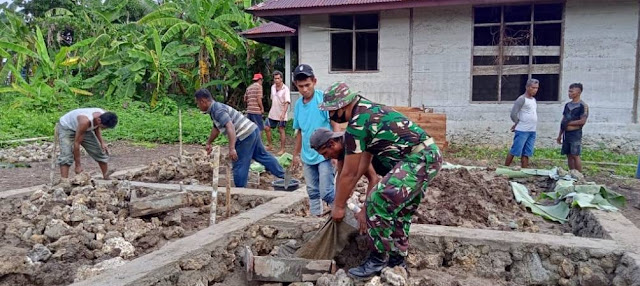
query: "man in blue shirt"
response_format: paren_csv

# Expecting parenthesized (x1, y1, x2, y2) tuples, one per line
(195, 89, 285, 187)
(291, 64, 336, 216)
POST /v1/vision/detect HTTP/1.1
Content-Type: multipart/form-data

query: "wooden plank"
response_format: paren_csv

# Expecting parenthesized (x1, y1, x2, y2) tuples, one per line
(472, 64, 560, 75)
(473, 46, 561, 57)
(129, 192, 190, 217)
(394, 110, 447, 150)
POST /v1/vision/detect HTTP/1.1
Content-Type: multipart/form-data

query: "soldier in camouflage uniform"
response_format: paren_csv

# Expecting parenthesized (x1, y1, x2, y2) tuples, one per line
(319, 81, 443, 279)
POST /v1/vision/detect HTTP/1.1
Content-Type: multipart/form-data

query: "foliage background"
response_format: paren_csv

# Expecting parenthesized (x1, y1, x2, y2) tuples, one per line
(0, 0, 286, 144)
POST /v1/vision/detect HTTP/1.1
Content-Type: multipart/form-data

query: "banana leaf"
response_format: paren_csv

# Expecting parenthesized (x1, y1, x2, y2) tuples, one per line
(511, 182, 570, 223)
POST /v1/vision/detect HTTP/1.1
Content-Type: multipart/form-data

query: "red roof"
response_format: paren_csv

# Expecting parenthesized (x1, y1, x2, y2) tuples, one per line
(248, 0, 406, 11)
(247, 0, 542, 16)
(240, 22, 296, 36)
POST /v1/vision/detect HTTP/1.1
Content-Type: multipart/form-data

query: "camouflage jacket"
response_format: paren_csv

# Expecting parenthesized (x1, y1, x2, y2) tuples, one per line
(344, 97, 431, 175)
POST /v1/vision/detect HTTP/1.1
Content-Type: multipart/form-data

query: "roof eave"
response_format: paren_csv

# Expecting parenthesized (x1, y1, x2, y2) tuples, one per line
(247, 0, 548, 17)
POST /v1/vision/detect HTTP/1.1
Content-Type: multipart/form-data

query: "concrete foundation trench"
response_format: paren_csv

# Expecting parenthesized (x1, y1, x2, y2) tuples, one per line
(1, 152, 639, 286)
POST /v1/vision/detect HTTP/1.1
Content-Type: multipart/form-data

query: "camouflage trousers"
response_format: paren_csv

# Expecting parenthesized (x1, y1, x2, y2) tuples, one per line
(365, 143, 442, 256)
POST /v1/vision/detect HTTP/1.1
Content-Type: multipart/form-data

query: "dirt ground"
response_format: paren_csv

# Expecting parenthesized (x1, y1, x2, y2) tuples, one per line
(0, 142, 202, 191)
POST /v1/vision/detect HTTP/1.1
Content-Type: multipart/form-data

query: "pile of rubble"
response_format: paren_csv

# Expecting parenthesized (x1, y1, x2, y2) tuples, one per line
(125, 151, 306, 189)
(0, 174, 269, 286)
(415, 168, 566, 234)
(0, 142, 53, 163)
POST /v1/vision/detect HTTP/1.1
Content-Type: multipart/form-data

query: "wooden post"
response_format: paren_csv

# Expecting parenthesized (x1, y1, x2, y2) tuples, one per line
(178, 109, 183, 162)
(210, 146, 220, 225)
(226, 165, 231, 218)
(49, 123, 59, 185)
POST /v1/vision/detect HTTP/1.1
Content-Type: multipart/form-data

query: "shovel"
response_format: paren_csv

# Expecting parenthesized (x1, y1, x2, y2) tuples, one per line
(284, 168, 292, 190)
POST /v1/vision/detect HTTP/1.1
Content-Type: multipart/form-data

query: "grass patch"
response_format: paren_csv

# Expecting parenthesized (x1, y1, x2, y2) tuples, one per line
(130, 142, 158, 149)
(446, 143, 639, 178)
(0, 98, 295, 148)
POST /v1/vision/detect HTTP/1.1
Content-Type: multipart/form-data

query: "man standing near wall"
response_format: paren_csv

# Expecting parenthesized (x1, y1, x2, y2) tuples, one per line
(291, 64, 336, 217)
(557, 83, 589, 172)
(244, 73, 265, 131)
(320, 82, 442, 279)
(505, 79, 539, 168)
(264, 71, 290, 155)
(196, 89, 285, 187)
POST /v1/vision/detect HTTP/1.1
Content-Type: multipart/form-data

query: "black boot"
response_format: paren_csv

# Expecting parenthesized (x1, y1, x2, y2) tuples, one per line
(388, 254, 406, 269)
(348, 252, 388, 279)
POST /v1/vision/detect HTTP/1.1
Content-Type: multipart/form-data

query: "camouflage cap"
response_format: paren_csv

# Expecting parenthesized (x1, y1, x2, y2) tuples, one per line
(319, 82, 359, 111)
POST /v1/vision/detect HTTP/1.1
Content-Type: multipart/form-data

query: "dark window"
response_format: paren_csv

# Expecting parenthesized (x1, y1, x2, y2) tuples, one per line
(474, 7, 501, 23)
(532, 74, 560, 101)
(474, 26, 501, 46)
(534, 4, 563, 21)
(355, 32, 378, 70)
(501, 74, 529, 101)
(331, 33, 353, 71)
(533, 56, 560, 64)
(533, 23, 562, 46)
(330, 15, 353, 30)
(504, 5, 531, 23)
(330, 14, 379, 72)
(472, 3, 563, 102)
(472, 76, 499, 101)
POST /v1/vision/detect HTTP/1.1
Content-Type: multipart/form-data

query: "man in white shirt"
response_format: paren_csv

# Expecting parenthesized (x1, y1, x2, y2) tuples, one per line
(264, 71, 291, 155)
(505, 78, 539, 168)
(57, 108, 118, 179)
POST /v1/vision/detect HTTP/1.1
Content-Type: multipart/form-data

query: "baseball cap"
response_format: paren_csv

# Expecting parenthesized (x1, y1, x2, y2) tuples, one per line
(293, 64, 314, 79)
(310, 128, 344, 150)
(252, 73, 263, 80)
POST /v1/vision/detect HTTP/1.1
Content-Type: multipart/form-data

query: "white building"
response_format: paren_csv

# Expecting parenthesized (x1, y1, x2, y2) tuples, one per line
(244, 0, 640, 152)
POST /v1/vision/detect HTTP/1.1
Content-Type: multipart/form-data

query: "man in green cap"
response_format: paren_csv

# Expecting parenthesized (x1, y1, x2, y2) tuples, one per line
(319, 81, 443, 279)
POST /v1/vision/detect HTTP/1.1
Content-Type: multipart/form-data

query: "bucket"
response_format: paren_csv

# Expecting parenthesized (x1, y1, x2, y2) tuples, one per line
(271, 178, 300, 191)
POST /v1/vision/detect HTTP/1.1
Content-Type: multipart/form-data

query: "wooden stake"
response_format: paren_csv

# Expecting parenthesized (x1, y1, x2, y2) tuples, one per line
(226, 165, 232, 218)
(49, 124, 59, 185)
(178, 109, 183, 162)
(210, 146, 220, 225)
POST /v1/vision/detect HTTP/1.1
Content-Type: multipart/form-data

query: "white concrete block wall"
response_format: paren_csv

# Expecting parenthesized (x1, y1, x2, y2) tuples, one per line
(298, 10, 411, 106)
(297, 2, 640, 152)
(562, 0, 638, 121)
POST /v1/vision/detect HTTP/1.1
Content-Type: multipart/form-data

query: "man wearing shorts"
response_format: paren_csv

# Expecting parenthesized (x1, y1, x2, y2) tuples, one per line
(557, 83, 589, 172)
(244, 73, 264, 131)
(57, 108, 118, 179)
(264, 70, 290, 155)
(505, 79, 539, 168)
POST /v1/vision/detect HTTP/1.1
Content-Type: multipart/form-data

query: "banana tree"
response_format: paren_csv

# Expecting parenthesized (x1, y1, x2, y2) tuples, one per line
(132, 27, 199, 107)
(138, 0, 247, 86)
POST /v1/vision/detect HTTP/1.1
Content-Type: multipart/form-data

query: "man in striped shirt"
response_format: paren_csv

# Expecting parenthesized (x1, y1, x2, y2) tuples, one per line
(196, 89, 285, 187)
(244, 73, 265, 131)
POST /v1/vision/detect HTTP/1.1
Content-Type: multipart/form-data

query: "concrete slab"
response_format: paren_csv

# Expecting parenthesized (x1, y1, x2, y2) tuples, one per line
(93, 180, 290, 198)
(70, 187, 309, 286)
(410, 224, 621, 252)
(588, 210, 640, 254)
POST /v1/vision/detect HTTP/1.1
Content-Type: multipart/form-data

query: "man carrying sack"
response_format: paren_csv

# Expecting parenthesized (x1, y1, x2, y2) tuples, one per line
(318, 82, 443, 279)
